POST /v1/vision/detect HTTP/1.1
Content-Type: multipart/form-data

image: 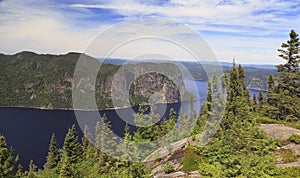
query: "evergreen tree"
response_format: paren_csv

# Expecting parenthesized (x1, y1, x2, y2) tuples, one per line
(95, 114, 117, 154)
(27, 160, 37, 178)
(44, 133, 60, 170)
(59, 124, 83, 177)
(275, 29, 300, 120)
(258, 90, 264, 112)
(221, 71, 229, 94)
(82, 125, 92, 151)
(16, 164, 23, 178)
(117, 123, 135, 162)
(59, 156, 72, 178)
(0, 134, 18, 177)
(206, 81, 212, 113)
(62, 124, 83, 164)
(264, 75, 280, 119)
(252, 94, 257, 111)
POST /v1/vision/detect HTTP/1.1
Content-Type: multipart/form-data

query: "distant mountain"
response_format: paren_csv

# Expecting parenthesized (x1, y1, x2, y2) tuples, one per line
(100, 58, 278, 90)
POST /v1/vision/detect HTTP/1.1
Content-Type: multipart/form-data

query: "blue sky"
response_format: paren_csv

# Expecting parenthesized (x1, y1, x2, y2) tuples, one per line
(0, 0, 300, 64)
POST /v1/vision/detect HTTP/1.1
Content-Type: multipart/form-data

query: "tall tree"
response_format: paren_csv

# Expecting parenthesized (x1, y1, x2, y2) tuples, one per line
(0, 134, 18, 177)
(264, 75, 280, 119)
(61, 124, 83, 164)
(275, 29, 300, 120)
(44, 133, 60, 170)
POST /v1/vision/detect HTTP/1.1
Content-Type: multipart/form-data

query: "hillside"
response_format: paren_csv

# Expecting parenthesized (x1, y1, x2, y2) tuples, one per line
(0, 52, 187, 109)
(103, 58, 278, 91)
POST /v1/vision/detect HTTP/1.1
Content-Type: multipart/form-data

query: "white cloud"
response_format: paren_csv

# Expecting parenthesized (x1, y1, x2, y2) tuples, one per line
(0, 0, 299, 64)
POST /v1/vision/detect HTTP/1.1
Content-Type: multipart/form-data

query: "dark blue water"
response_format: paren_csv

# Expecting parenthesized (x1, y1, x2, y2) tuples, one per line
(0, 79, 264, 168)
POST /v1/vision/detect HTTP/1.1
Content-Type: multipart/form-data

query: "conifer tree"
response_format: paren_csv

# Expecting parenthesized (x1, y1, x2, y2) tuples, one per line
(27, 160, 37, 178)
(44, 133, 60, 170)
(221, 71, 229, 94)
(0, 134, 18, 177)
(117, 123, 135, 163)
(258, 90, 264, 112)
(252, 94, 257, 111)
(59, 156, 72, 178)
(275, 29, 300, 120)
(206, 81, 212, 113)
(61, 124, 83, 164)
(264, 75, 280, 119)
(82, 125, 92, 151)
(16, 164, 23, 178)
(95, 114, 117, 154)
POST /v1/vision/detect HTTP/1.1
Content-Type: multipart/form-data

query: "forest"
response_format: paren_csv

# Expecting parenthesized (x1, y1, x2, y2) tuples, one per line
(0, 30, 299, 177)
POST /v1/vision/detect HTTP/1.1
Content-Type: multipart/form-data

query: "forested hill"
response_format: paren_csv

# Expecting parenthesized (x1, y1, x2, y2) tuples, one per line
(103, 58, 278, 91)
(0, 51, 186, 109)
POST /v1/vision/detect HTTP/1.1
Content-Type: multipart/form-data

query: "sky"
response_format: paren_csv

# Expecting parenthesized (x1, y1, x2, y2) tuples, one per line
(0, 0, 300, 64)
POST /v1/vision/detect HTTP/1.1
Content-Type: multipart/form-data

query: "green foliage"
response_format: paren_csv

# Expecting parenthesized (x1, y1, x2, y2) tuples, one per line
(275, 149, 298, 163)
(27, 160, 37, 178)
(181, 147, 200, 172)
(288, 134, 300, 144)
(0, 134, 18, 177)
(162, 162, 174, 174)
(264, 30, 300, 120)
(44, 133, 60, 170)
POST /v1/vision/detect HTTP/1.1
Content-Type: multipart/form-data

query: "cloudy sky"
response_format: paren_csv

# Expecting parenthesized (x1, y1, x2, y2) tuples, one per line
(0, 0, 299, 64)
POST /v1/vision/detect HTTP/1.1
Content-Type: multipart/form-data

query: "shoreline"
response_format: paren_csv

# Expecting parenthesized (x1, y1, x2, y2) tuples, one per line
(0, 100, 195, 112)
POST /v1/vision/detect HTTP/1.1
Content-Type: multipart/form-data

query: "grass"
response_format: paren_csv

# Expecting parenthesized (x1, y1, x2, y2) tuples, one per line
(275, 148, 298, 163)
(288, 134, 300, 144)
(256, 116, 300, 131)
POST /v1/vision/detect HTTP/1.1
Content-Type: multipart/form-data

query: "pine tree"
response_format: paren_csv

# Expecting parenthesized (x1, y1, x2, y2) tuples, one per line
(252, 94, 257, 111)
(117, 123, 135, 163)
(27, 160, 37, 178)
(221, 71, 229, 94)
(275, 29, 300, 120)
(0, 134, 18, 177)
(44, 133, 60, 170)
(264, 75, 280, 119)
(95, 114, 117, 155)
(59, 156, 72, 178)
(82, 125, 92, 151)
(16, 164, 23, 178)
(61, 124, 83, 165)
(220, 62, 253, 150)
(258, 90, 264, 112)
(206, 81, 212, 113)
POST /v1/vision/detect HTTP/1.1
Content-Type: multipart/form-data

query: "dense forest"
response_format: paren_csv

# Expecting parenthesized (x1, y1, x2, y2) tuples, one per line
(0, 30, 299, 177)
(0, 53, 188, 109)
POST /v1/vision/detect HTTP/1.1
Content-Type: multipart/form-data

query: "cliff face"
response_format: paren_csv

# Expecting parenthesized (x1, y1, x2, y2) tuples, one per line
(0, 52, 187, 109)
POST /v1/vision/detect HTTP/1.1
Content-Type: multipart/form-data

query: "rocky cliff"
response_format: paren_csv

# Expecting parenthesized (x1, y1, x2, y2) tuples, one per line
(0, 52, 188, 109)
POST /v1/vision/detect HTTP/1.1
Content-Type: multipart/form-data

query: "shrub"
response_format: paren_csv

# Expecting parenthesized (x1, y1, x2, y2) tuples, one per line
(288, 134, 300, 144)
(162, 162, 174, 174)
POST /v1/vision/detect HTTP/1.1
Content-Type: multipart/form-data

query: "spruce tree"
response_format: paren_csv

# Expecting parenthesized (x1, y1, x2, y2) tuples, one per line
(61, 124, 83, 164)
(44, 133, 60, 170)
(258, 90, 264, 112)
(59, 156, 72, 178)
(264, 75, 280, 119)
(252, 94, 257, 111)
(0, 134, 18, 177)
(27, 160, 37, 178)
(275, 29, 300, 120)
(206, 81, 212, 113)
(95, 114, 117, 155)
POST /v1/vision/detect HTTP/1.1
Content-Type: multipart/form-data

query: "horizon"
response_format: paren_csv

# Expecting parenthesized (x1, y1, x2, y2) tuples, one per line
(1, 0, 299, 65)
(1, 50, 277, 66)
